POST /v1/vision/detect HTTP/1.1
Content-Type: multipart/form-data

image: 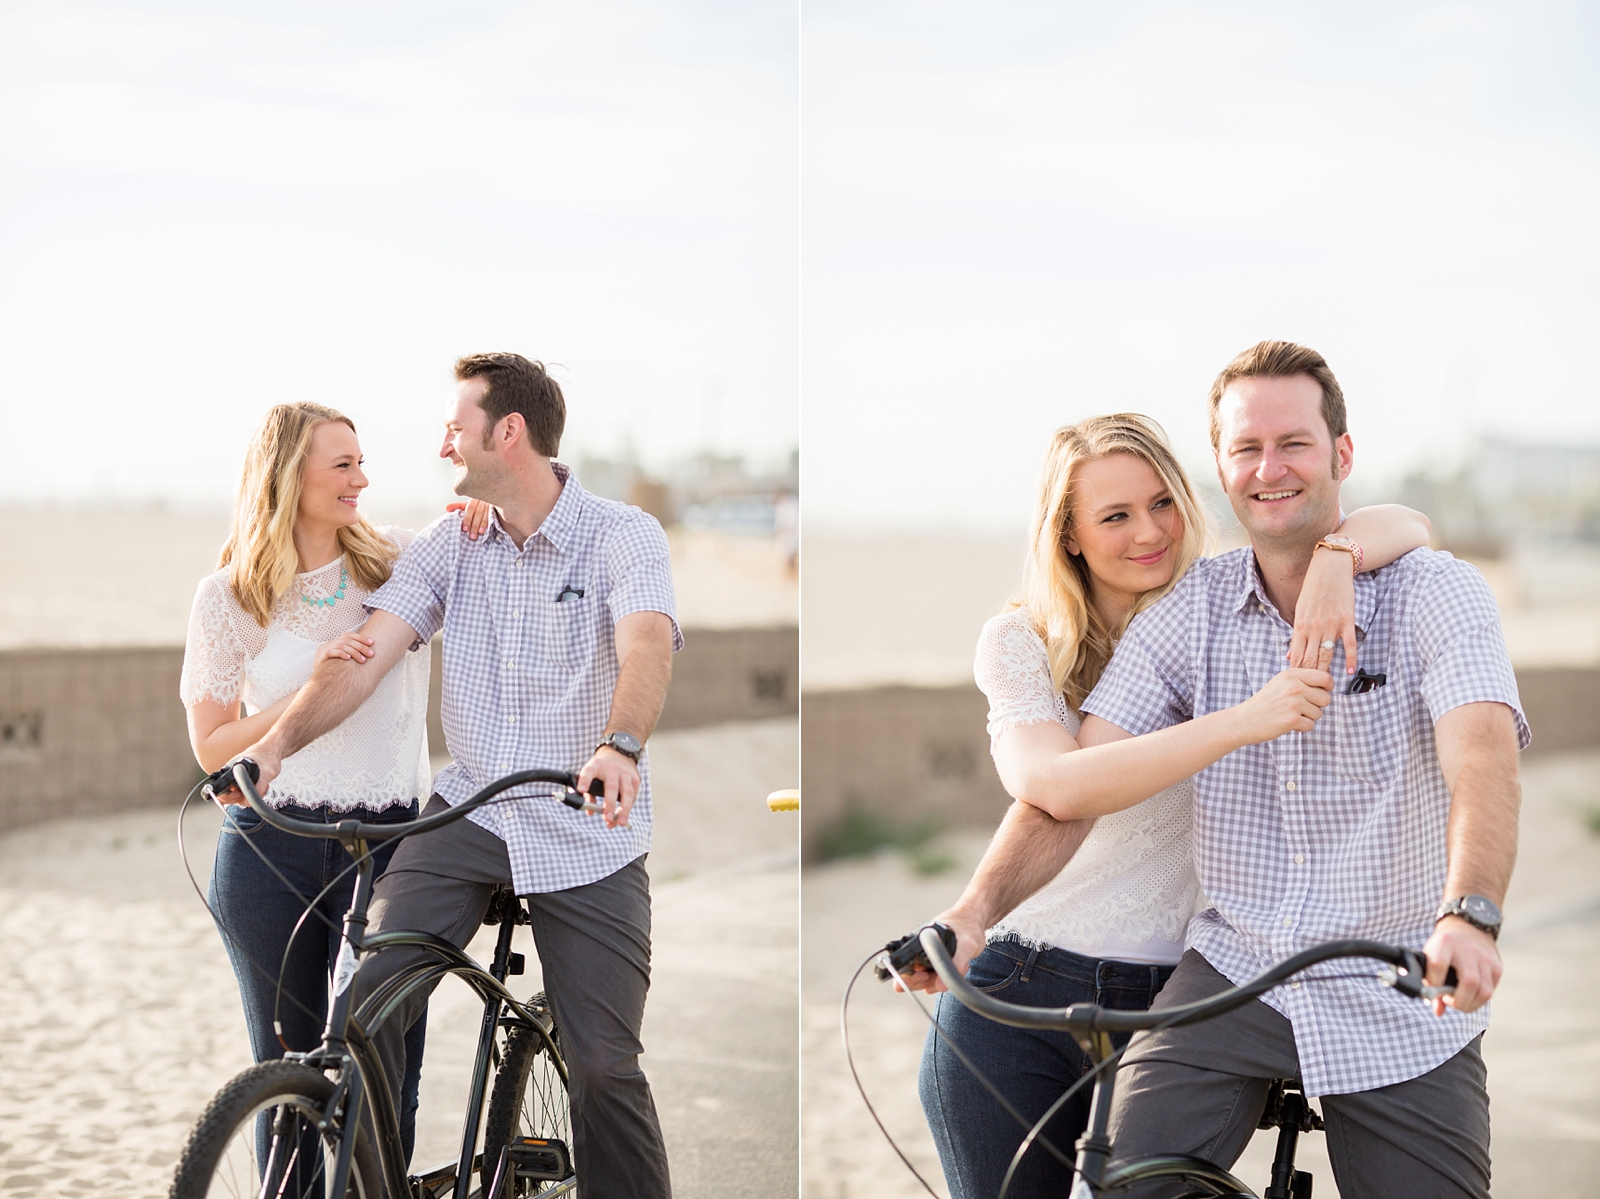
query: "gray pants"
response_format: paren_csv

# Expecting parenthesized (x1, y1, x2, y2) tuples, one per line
(1108, 950, 1490, 1199)
(351, 796, 671, 1199)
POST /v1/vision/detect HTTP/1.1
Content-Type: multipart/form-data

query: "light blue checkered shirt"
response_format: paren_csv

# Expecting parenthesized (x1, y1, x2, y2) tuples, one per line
(1083, 547, 1530, 1097)
(367, 462, 682, 894)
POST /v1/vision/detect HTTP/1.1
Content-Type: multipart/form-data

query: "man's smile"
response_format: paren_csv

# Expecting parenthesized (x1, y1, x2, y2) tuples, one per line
(1252, 488, 1301, 503)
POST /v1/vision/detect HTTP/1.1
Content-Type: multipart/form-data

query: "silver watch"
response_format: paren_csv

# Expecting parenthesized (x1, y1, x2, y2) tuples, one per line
(1436, 895, 1502, 940)
(597, 731, 643, 762)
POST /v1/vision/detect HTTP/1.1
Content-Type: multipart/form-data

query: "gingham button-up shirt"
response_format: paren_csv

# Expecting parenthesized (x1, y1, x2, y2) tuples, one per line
(367, 463, 682, 894)
(1083, 547, 1530, 1097)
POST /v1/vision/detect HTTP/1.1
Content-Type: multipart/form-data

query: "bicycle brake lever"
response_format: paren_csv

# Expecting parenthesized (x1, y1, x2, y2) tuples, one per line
(204, 759, 260, 802)
(874, 922, 958, 983)
(558, 777, 606, 814)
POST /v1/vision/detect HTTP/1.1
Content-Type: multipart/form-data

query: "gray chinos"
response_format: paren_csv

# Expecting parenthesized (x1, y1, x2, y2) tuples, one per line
(1107, 951, 1490, 1199)
(351, 795, 671, 1199)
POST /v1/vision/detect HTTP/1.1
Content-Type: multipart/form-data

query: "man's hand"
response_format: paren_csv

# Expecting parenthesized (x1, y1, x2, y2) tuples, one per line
(213, 741, 284, 806)
(576, 745, 641, 830)
(1421, 916, 1503, 1017)
(894, 906, 985, 994)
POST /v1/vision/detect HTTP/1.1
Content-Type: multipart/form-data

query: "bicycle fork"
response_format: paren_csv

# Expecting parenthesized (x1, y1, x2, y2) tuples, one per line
(1068, 1030, 1119, 1197)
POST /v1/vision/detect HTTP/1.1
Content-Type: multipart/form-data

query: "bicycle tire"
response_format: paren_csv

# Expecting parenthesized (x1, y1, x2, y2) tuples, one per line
(482, 996, 575, 1197)
(169, 1060, 382, 1199)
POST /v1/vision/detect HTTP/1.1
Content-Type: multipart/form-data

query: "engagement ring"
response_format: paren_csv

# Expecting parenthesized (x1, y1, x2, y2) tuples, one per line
(1320, 640, 1336, 650)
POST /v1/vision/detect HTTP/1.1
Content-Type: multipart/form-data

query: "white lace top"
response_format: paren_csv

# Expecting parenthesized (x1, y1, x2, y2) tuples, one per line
(179, 527, 431, 811)
(977, 608, 1205, 966)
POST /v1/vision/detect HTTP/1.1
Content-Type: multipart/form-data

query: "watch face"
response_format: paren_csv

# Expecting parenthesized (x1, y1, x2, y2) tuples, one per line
(610, 732, 642, 755)
(1462, 895, 1501, 926)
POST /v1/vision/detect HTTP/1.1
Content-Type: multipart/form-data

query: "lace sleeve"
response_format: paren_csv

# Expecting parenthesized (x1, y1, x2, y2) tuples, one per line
(179, 575, 247, 708)
(974, 609, 1078, 742)
(379, 524, 419, 555)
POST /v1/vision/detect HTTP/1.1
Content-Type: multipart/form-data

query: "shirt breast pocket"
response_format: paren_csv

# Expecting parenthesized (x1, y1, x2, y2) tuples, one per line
(535, 597, 602, 671)
(1330, 683, 1402, 784)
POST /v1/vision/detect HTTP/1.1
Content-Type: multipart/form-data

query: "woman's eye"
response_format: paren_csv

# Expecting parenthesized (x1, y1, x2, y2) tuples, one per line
(1153, 497, 1173, 510)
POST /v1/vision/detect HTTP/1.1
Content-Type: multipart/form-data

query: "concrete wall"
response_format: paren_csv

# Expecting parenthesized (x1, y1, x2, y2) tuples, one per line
(0, 625, 797, 834)
(801, 669, 1599, 861)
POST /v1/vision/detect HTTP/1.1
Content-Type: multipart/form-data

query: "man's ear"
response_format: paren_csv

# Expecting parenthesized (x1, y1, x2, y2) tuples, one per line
(1334, 432, 1354, 482)
(499, 411, 527, 451)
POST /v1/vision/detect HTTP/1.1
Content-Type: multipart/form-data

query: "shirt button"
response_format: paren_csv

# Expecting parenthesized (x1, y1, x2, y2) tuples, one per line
(1294, 853, 1305, 865)
(507, 715, 517, 725)
(1291, 981, 1302, 990)
(512, 609, 522, 619)
(1285, 780, 1297, 792)
(1282, 916, 1294, 927)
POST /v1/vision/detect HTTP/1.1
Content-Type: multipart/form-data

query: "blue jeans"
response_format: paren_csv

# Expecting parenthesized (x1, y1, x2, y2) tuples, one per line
(918, 939, 1174, 1199)
(208, 800, 428, 1167)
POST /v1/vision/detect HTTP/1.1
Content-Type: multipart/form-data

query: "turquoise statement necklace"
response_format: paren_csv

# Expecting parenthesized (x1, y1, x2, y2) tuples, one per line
(302, 562, 348, 608)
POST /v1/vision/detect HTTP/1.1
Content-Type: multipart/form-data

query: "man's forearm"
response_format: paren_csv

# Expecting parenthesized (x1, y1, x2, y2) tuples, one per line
(606, 629, 673, 743)
(262, 657, 381, 759)
(949, 801, 1095, 930)
(1436, 702, 1521, 905)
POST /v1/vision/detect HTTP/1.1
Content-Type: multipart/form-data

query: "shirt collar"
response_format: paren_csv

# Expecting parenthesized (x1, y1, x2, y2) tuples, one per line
(1232, 546, 1379, 635)
(484, 461, 584, 553)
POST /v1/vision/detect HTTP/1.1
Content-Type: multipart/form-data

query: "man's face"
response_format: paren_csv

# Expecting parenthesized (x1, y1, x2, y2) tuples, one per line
(1214, 373, 1353, 548)
(440, 376, 500, 497)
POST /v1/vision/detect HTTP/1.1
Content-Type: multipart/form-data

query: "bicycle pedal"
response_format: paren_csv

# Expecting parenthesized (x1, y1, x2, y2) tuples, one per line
(505, 1136, 572, 1182)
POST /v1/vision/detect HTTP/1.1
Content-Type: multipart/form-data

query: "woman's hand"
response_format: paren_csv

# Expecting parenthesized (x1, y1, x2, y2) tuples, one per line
(1290, 546, 1359, 673)
(446, 498, 494, 540)
(315, 632, 377, 665)
(1230, 668, 1334, 744)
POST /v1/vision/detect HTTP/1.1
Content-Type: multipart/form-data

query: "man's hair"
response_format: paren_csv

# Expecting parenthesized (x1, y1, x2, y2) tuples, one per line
(455, 353, 566, 456)
(1207, 340, 1347, 452)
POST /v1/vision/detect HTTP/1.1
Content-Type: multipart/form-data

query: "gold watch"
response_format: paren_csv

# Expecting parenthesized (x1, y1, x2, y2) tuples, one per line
(1315, 534, 1363, 573)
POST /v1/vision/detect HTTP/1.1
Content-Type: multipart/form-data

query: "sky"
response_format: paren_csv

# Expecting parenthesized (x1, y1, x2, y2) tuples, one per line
(0, 0, 798, 512)
(802, 1, 1600, 531)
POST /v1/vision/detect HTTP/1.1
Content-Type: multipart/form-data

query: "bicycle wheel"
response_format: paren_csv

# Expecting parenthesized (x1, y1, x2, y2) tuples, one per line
(170, 1060, 382, 1199)
(482, 995, 575, 1197)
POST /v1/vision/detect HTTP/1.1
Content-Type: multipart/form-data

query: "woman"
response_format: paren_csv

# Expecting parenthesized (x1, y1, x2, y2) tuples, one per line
(916, 414, 1430, 1199)
(179, 402, 486, 1165)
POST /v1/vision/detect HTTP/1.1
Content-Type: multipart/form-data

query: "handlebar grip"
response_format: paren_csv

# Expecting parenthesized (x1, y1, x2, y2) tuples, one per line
(205, 759, 259, 800)
(559, 776, 606, 812)
(874, 922, 958, 982)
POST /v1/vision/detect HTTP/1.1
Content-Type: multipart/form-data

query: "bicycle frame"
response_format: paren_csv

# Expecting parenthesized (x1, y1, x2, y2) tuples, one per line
(221, 762, 584, 1199)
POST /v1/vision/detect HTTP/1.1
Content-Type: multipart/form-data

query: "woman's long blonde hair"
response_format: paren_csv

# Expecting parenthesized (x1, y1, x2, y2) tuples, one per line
(1016, 414, 1213, 710)
(219, 403, 400, 628)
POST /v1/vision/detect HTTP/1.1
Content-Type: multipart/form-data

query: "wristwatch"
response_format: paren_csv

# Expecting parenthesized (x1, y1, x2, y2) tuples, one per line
(1436, 895, 1502, 940)
(596, 731, 643, 762)
(1314, 534, 1364, 574)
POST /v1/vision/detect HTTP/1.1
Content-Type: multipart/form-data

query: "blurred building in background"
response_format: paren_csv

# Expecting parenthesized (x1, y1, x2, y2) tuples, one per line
(576, 449, 799, 537)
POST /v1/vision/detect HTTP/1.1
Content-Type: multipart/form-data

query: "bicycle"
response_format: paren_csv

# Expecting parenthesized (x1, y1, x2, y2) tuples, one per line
(861, 925, 1456, 1199)
(170, 758, 606, 1199)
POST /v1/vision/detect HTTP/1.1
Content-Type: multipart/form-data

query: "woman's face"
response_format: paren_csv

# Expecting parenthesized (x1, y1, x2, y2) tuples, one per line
(297, 421, 368, 533)
(1065, 451, 1185, 613)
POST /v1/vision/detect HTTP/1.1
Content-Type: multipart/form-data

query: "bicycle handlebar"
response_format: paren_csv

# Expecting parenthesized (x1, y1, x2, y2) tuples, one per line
(914, 925, 1449, 1036)
(205, 759, 602, 843)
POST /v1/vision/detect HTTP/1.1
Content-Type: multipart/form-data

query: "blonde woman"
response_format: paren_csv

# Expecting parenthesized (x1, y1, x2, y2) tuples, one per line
(179, 402, 486, 1166)
(909, 414, 1430, 1199)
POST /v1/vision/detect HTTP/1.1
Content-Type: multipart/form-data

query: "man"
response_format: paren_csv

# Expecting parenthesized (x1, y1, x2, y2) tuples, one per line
(916, 341, 1526, 1198)
(241, 352, 679, 1198)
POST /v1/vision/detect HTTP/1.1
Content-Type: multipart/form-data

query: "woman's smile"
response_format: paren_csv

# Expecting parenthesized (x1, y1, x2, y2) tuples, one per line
(1128, 546, 1169, 567)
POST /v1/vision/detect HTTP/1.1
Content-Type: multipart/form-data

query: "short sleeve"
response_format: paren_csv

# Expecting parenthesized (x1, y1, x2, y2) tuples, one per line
(1080, 562, 1204, 735)
(179, 576, 247, 708)
(1413, 558, 1532, 748)
(366, 517, 452, 645)
(974, 610, 1075, 741)
(604, 512, 683, 651)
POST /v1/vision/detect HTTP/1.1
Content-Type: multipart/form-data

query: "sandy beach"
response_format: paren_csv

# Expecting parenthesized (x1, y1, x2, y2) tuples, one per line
(802, 749, 1600, 1199)
(0, 716, 798, 1199)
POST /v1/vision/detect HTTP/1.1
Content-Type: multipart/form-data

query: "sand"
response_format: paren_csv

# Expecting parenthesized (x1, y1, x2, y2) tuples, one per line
(801, 750, 1600, 1198)
(0, 716, 798, 1199)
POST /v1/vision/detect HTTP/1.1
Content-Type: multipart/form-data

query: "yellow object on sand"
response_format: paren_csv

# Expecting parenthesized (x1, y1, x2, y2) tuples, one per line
(766, 788, 799, 812)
